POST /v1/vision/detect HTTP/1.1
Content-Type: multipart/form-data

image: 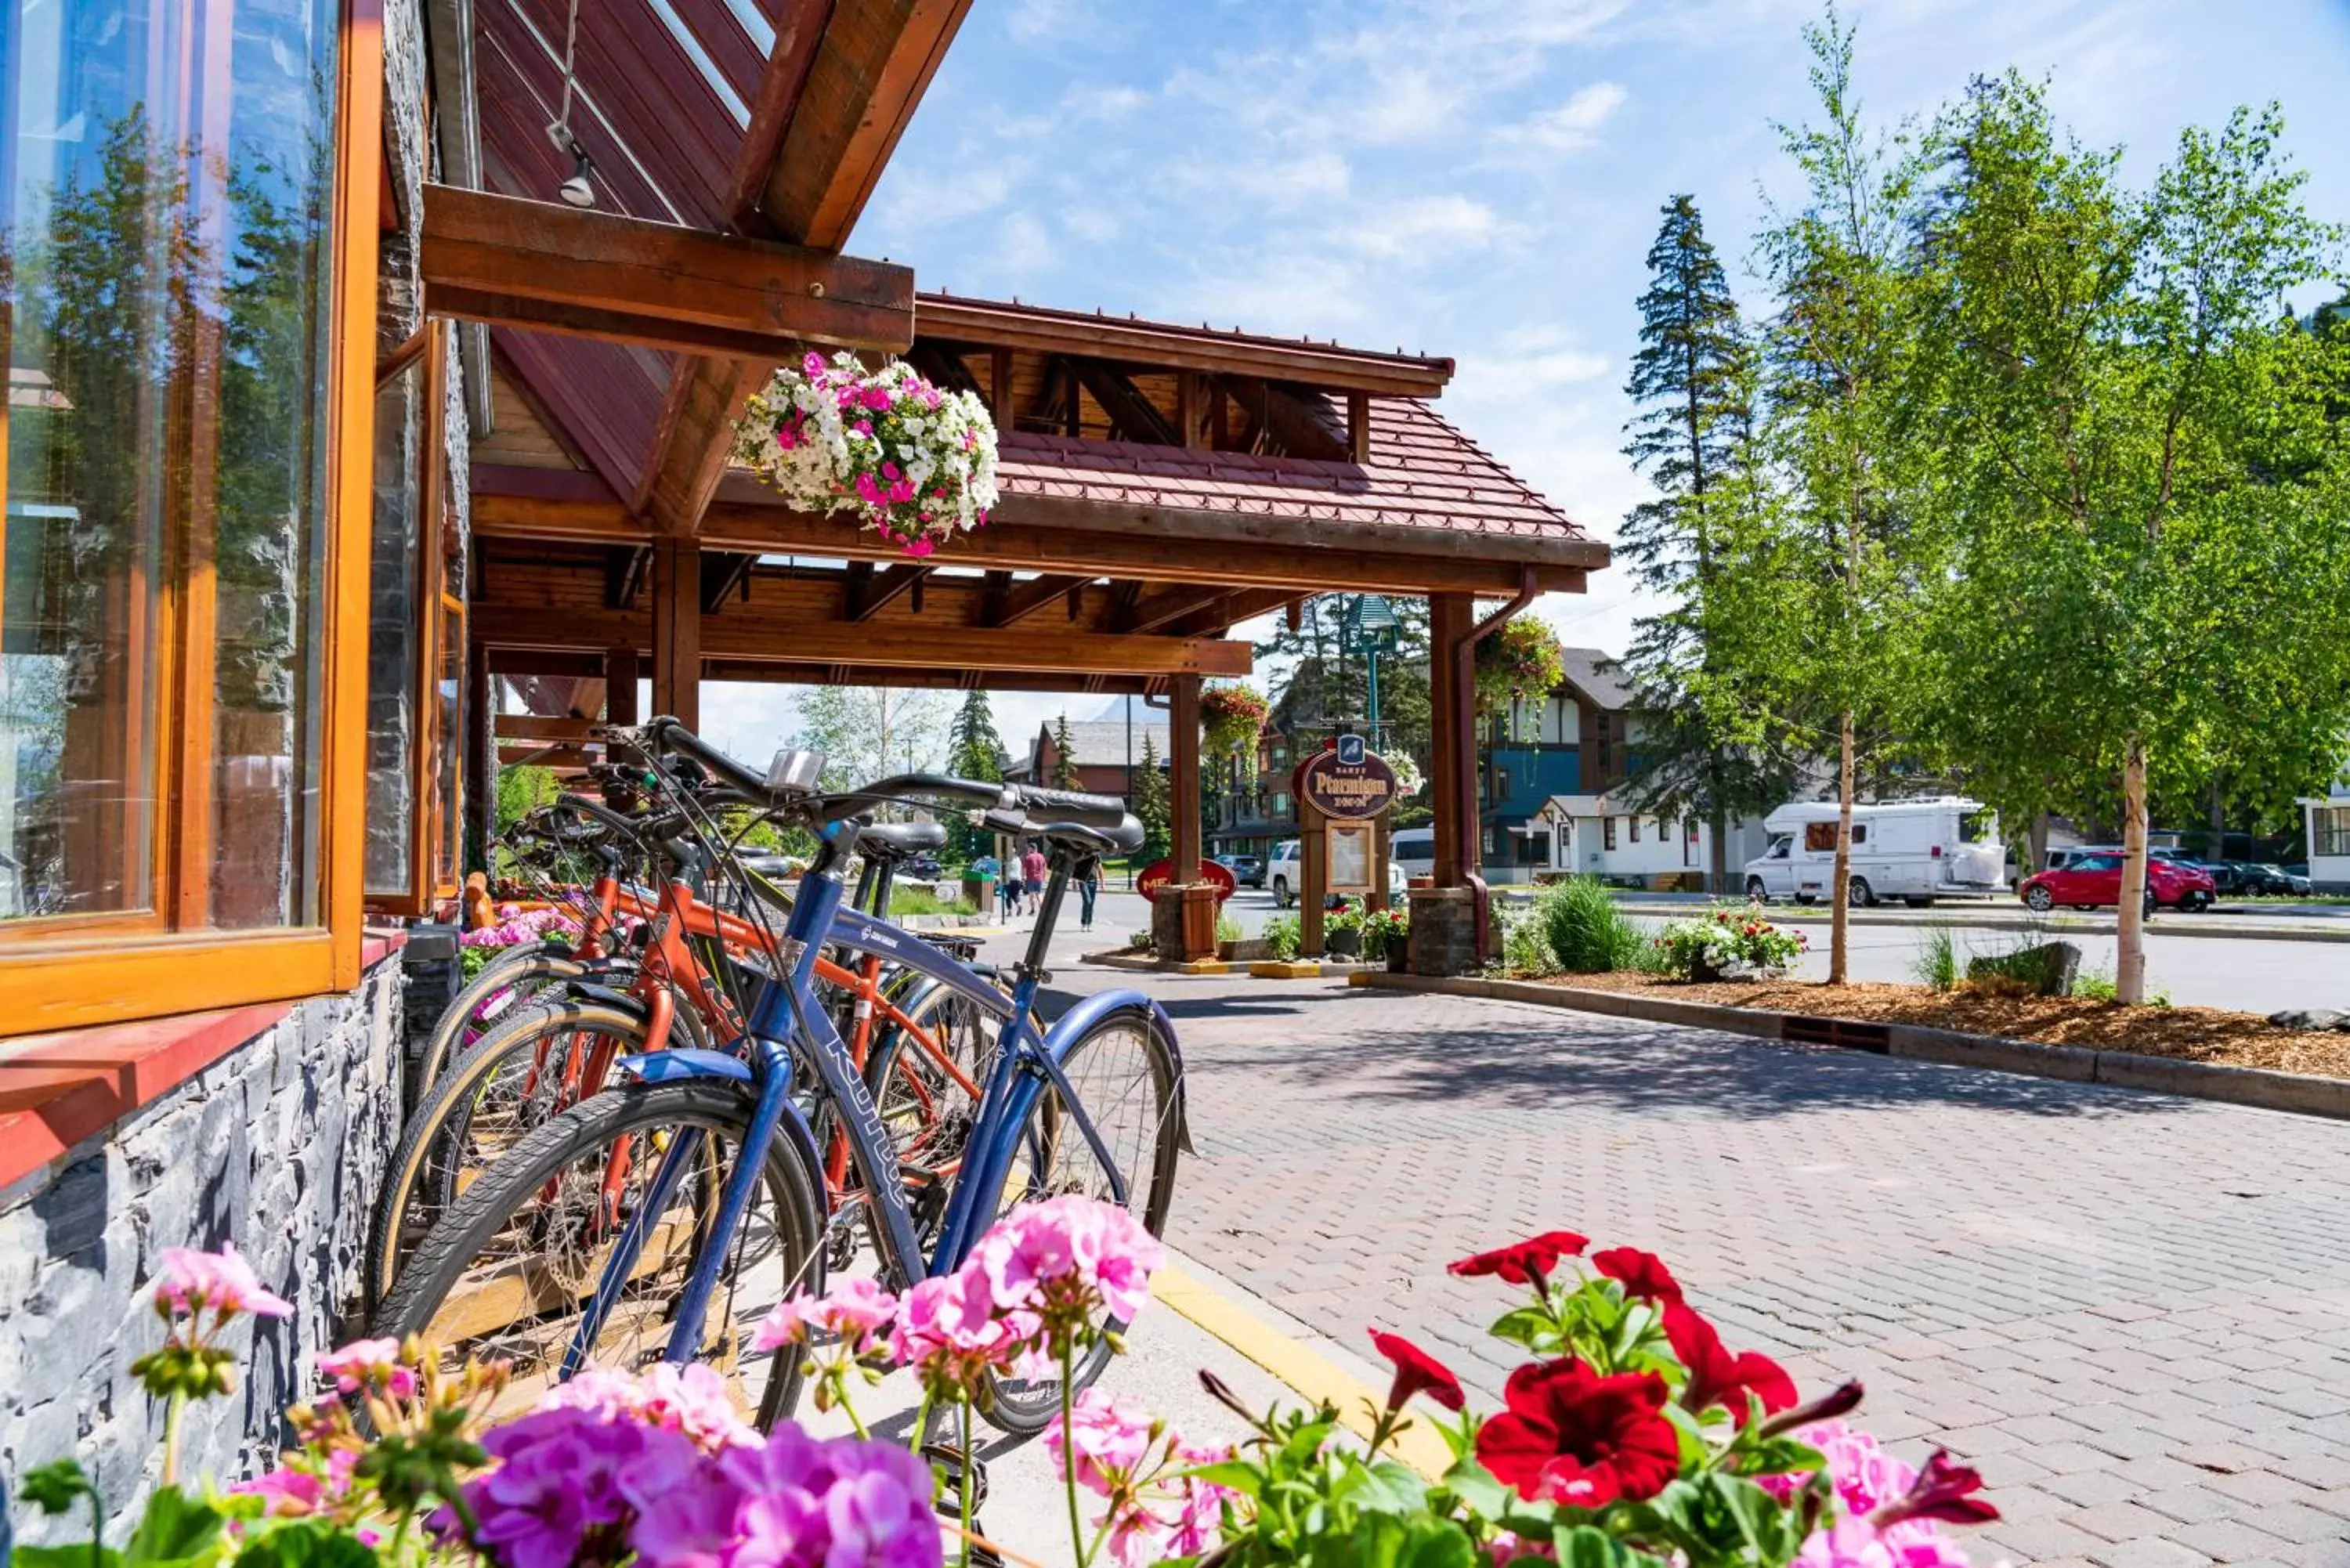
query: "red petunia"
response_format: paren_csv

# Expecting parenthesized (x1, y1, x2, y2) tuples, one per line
(1663, 1303, 1797, 1425)
(1474, 1357, 1680, 1508)
(1448, 1230, 1589, 1287)
(1876, 1450, 2001, 1527)
(1369, 1328, 1466, 1413)
(1591, 1246, 1684, 1306)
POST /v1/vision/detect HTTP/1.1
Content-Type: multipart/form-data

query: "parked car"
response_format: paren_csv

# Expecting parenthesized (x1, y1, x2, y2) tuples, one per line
(1213, 853, 1265, 889)
(902, 852, 944, 880)
(2188, 859, 2247, 894)
(1268, 840, 1407, 907)
(2240, 862, 2312, 895)
(2017, 852, 2214, 915)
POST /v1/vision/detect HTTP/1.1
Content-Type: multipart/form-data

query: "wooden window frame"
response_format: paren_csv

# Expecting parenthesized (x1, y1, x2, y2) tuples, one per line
(0, 1, 385, 1035)
(367, 326, 463, 917)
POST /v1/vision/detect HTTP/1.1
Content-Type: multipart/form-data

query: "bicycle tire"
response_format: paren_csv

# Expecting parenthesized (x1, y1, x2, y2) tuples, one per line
(973, 1005, 1183, 1435)
(416, 944, 595, 1097)
(367, 997, 650, 1306)
(862, 981, 1000, 1188)
(371, 1078, 826, 1432)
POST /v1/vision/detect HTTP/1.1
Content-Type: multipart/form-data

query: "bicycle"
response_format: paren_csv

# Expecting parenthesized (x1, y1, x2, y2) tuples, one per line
(371, 718, 1186, 1435)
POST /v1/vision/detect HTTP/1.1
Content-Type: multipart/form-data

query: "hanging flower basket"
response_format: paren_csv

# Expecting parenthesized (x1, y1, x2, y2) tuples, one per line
(1473, 616, 1566, 714)
(732, 351, 1000, 557)
(1387, 752, 1425, 797)
(1199, 683, 1271, 760)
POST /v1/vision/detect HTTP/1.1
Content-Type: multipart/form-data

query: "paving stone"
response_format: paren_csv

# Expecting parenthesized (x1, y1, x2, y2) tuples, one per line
(2207, 1472, 2327, 1508)
(2137, 1487, 2244, 1526)
(2168, 1519, 2293, 1561)
(2236, 1504, 2349, 1546)
(2085, 1538, 2213, 1568)
(2070, 1503, 2193, 1544)
(2048, 1469, 2156, 1508)
(1983, 1519, 2116, 1563)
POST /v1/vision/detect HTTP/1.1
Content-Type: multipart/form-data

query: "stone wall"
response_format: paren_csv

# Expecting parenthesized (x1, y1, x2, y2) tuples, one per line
(0, 963, 406, 1541)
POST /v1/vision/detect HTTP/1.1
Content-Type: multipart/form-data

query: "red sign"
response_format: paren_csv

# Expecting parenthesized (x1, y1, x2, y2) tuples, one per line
(1135, 858, 1235, 903)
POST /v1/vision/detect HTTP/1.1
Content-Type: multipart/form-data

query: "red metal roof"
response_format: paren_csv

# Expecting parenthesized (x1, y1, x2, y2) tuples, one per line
(995, 399, 1588, 543)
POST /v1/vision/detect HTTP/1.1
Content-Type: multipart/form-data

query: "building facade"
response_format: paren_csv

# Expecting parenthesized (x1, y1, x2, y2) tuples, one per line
(1003, 718, 1170, 800)
(2304, 780, 2350, 893)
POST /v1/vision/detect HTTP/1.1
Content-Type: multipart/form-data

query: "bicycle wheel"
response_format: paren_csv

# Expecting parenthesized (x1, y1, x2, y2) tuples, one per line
(371, 1078, 826, 1432)
(367, 997, 649, 1306)
(976, 1006, 1183, 1435)
(864, 981, 1000, 1186)
(415, 944, 595, 1097)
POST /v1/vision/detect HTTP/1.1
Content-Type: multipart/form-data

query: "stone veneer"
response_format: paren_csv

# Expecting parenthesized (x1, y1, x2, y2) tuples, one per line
(0, 963, 405, 1541)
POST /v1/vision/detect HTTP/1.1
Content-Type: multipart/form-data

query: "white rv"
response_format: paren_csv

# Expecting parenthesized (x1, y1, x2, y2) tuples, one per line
(1742, 797, 2007, 907)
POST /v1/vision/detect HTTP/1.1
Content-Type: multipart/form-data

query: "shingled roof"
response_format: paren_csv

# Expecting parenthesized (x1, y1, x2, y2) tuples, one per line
(993, 398, 1585, 545)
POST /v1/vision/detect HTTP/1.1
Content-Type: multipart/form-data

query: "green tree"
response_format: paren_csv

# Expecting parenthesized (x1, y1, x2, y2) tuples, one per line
(1131, 732, 1171, 865)
(1616, 193, 1798, 890)
(1716, 9, 1937, 982)
(1051, 712, 1080, 789)
(945, 690, 1005, 860)
(789, 686, 952, 793)
(1915, 80, 2350, 1000)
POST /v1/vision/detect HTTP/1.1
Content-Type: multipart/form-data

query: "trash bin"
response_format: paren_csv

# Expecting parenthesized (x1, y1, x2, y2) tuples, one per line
(1179, 883, 1220, 959)
(964, 876, 995, 912)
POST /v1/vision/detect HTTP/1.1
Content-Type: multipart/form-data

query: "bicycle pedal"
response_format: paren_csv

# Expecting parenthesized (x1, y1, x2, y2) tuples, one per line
(921, 1440, 990, 1519)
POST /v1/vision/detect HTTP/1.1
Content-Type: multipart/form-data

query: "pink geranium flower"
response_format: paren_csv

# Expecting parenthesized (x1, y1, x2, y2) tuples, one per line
(154, 1242, 293, 1320)
(314, 1337, 416, 1398)
(753, 1278, 900, 1353)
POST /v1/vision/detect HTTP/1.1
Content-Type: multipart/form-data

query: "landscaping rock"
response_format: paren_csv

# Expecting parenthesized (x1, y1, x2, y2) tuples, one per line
(1966, 940, 2080, 997)
(2268, 1007, 2348, 1031)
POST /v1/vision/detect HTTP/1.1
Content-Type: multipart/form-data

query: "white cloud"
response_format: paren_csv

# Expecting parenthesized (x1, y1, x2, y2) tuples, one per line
(1507, 81, 1630, 153)
(995, 211, 1054, 276)
(1006, 0, 1091, 44)
(1346, 193, 1509, 258)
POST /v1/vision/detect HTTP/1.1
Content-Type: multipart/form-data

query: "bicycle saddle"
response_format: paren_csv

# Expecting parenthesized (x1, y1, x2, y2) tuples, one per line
(856, 820, 947, 859)
(1032, 814, 1145, 857)
(739, 854, 801, 880)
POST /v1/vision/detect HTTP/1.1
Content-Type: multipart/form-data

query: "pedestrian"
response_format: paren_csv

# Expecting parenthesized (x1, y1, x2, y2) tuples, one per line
(1000, 860, 1022, 921)
(1076, 856, 1100, 930)
(1021, 841, 1049, 916)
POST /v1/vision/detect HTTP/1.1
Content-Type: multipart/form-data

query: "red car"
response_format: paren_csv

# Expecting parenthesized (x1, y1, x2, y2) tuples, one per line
(2018, 852, 2215, 915)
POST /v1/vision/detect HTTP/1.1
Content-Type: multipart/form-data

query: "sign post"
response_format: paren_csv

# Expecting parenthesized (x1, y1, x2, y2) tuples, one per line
(1291, 734, 1399, 956)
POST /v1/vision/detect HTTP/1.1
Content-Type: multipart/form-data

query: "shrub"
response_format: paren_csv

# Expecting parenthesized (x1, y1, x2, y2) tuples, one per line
(2072, 966, 2117, 1001)
(1534, 875, 1646, 973)
(1501, 907, 1557, 975)
(1911, 927, 1958, 992)
(1130, 928, 1155, 952)
(1214, 912, 1244, 945)
(1261, 913, 1301, 960)
(1361, 905, 1409, 960)
(1651, 905, 1806, 981)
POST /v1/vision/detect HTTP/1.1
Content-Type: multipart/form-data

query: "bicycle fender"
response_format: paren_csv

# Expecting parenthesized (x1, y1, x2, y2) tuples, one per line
(570, 982, 648, 1017)
(1040, 989, 1193, 1155)
(613, 1052, 828, 1198)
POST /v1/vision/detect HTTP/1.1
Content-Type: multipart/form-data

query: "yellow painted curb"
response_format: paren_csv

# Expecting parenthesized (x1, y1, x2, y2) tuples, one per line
(1249, 960, 1324, 979)
(1172, 959, 1231, 974)
(1153, 1263, 1454, 1480)
(1347, 970, 1375, 987)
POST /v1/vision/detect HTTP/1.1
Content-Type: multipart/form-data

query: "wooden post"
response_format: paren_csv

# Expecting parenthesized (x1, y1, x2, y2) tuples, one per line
(605, 645, 639, 724)
(989, 349, 1012, 432)
(1430, 592, 1473, 887)
(1170, 674, 1202, 883)
(1300, 800, 1326, 956)
(1346, 391, 1370, 464)
(651, 538, 700, 728)
(465, 648, 493, 874)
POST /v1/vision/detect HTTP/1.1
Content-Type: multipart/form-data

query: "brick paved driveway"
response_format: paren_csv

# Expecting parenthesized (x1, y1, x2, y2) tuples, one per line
(1108, 974, 2350, 1568)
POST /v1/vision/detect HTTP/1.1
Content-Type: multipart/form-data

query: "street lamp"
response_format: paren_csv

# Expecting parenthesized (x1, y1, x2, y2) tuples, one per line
(1340, 594, 1401, 749)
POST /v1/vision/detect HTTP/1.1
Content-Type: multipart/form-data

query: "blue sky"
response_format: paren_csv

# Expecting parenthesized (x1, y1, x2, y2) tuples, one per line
(698, 0, 2350, 768)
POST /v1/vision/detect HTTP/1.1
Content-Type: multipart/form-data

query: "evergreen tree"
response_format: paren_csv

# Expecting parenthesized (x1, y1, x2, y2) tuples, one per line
(1616, 194, 1795, 890)
(1051, 712, 1080, 789)
(1131, 732, 1171, 865)
(945, 690, 1005, 861)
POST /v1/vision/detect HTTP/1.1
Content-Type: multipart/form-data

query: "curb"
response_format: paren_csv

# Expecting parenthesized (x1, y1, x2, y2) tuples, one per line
(1350, 971, 2350, 1122)
(1595, 903, 2350, 945)
(1155, 1253, 1452, 1480)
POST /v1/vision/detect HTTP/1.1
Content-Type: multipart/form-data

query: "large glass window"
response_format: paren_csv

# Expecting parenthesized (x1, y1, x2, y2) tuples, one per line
(3, 0, 342, 934)
(363, 361, 424, 897)
(2314, 807, 2350, 859)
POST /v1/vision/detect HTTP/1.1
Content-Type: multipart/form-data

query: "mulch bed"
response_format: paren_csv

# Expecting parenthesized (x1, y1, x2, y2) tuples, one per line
(1524, 971, 2350, 1080)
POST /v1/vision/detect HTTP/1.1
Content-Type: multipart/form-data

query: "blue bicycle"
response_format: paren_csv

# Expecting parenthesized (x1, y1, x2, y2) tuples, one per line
(371, 718, 1188, 1434)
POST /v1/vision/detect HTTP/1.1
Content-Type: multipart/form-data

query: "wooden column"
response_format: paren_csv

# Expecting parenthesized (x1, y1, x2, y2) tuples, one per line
(1430, 591, 1474, 887)
(650, 539, 701, 728)
(605, 645, 639, 724)
(1170, 674, 1202, 882)
(465, 648, 493, 874)
(1346, 391, 1371, 464)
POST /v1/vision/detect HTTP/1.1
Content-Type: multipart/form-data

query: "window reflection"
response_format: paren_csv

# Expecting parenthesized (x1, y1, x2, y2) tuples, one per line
(3, 0, 341, 929)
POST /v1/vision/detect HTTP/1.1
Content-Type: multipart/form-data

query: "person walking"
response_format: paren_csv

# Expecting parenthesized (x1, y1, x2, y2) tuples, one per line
(999, 851, 1022, 922)
(1076, 856, 1100, 930)
(1021, 842, 1048, 916)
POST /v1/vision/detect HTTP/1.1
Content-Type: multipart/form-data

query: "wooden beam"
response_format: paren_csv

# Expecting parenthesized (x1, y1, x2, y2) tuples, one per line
(1430, 591, 1473, 887)
(700, 551, 756, 614)
(1176, 371, 1210, 450)
(1071, 360, 1178, 445)
(650, 539, 701, 728)
(469, 471, 1603, 594)
(420, 186, 916, 359)
(989, 349, 1013, 430)
(479, 604, 1252, 679)
(636, 359, 769, 537)
(845, 562, 933, 622)
(1163, 587, 1300, 638)
(606, 646, 639, 724)
(985, 573, 1090, 627)
(699, 659, 1160, 694)
(1347, 391, 1372, 464)
(918, 296, 1453, 398)
(1171, 675, 1202, 882)
(494, 714, 598, 741)
(1121, 584, 1238, 634)
(756, 0, 974, 251)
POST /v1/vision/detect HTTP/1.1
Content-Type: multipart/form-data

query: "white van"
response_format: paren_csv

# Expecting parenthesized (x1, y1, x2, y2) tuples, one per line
(1269, 839, 1409, 908)
(1744, 797, 2006, 907)
(1390, 826, 1435, 880)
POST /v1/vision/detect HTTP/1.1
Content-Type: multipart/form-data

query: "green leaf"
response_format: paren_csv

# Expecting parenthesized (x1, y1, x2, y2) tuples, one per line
(123, 1487, 225, 1567)
(1302, 1511, 1478, 1568)
(1354, 1458, 1430, 1516)
(228, 1521, 378, 1568)
(13, 1548, 123, 1568)
(1185, 1460, 1268, 1499)
(20, 1459, 95, 1516)
(1487, 1307, 1560, 1353)
(1553, 1524, 1668, 1568)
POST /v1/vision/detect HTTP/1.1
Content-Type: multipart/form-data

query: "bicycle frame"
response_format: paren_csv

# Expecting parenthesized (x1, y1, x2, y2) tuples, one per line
(568, 816, 1155, 1378)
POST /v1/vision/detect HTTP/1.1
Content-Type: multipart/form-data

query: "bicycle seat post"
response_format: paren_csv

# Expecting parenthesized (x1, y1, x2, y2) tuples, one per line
(1018, 849, 1069, 984)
